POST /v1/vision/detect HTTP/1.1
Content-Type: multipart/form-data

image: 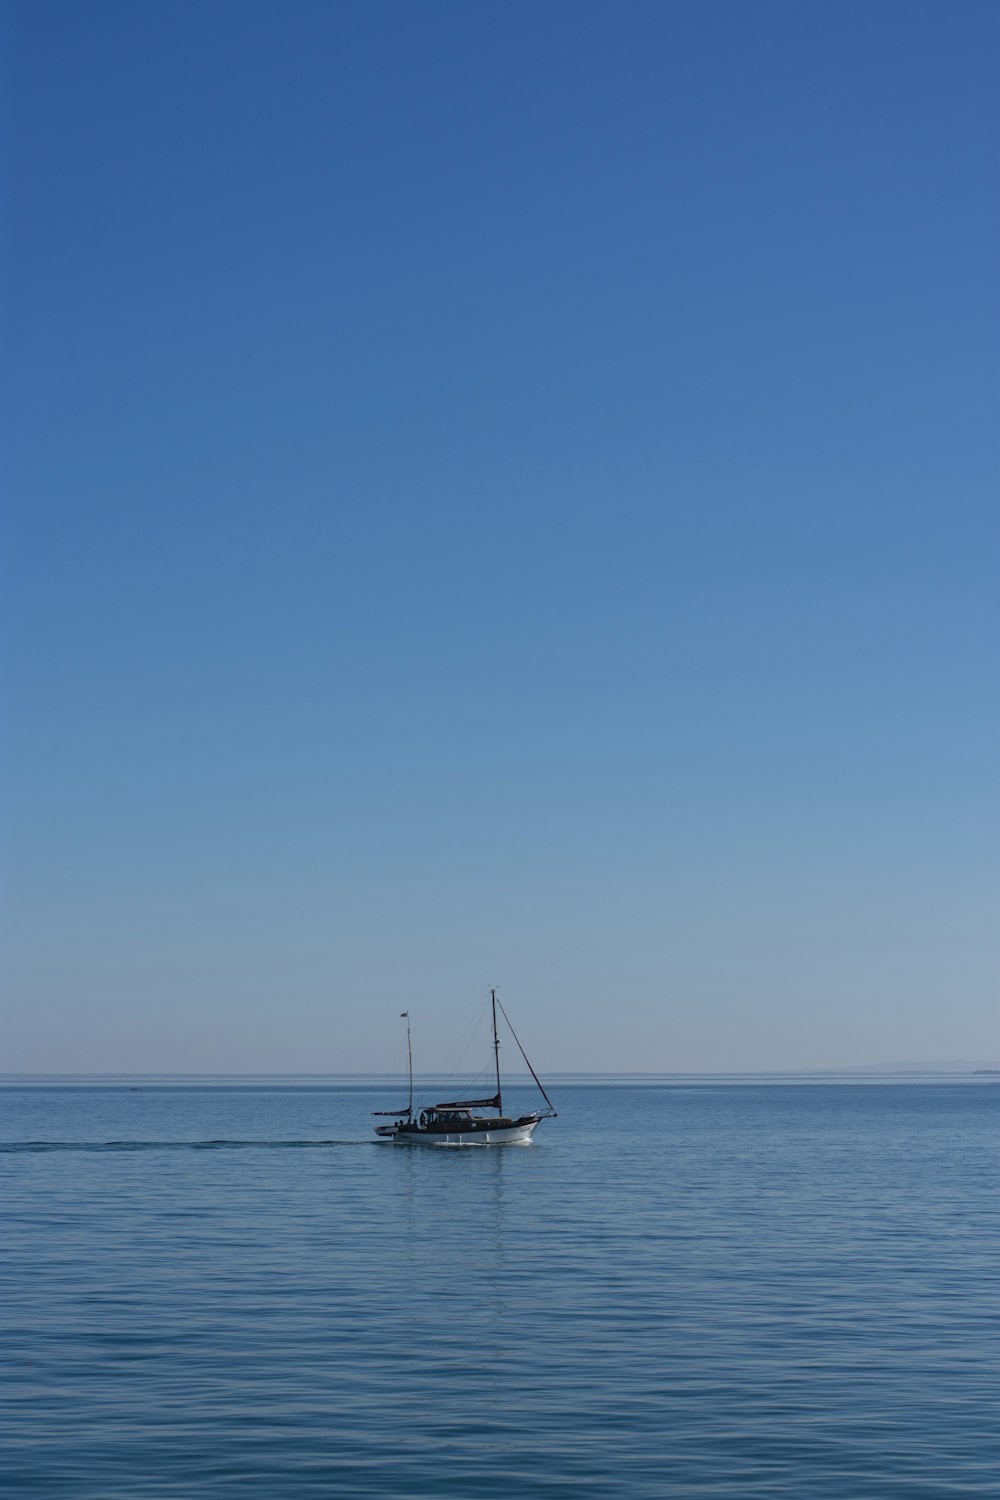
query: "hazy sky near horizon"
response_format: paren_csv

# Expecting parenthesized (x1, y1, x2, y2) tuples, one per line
(3, 1, 998, 1074)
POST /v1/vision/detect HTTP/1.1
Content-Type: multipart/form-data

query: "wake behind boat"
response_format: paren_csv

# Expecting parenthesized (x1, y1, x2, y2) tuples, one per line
(374, 990, 556, 1145)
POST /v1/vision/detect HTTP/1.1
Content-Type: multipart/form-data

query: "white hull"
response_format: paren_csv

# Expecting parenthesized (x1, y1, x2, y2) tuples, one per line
(392, 1120, 539, 1146)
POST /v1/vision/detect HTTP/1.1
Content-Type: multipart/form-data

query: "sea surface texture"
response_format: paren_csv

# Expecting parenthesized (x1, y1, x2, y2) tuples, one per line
(2, 1079, 997, 1497)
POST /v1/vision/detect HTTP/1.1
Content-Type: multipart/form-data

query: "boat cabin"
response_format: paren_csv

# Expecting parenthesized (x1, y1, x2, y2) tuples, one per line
(422, 1107, 474, 1126)
(404, 1104, 522, 1133)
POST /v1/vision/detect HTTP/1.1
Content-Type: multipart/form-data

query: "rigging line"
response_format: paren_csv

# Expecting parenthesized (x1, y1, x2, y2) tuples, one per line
(435, 1032, 490, 1102)
(406, 1006, 487, 1112)
(459, 1060, 493, 1093)
(495, 995, 557, 1114)
(427, 1001, 489, 1097)
(432, 998, 487, 1078)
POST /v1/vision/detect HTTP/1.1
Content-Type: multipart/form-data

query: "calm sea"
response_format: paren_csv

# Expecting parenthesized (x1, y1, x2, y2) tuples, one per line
(2, 1078, 997, 1497)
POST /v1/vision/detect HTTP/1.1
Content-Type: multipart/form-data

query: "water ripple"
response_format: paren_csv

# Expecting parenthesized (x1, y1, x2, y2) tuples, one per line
(2, 1082, 997, 1497)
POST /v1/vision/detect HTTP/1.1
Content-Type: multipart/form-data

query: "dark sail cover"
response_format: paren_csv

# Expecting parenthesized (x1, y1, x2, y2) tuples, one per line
(433, 1094, 501, 1111)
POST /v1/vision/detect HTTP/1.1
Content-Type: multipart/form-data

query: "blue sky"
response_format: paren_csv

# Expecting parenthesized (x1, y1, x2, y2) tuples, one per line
(3, 0, 997, 1072)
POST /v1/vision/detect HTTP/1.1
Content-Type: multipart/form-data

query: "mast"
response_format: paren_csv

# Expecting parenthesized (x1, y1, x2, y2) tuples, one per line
(371, 1011, 414, 1119)
(401, 1012, 413, 1116)
(491, 988, 503, 1116)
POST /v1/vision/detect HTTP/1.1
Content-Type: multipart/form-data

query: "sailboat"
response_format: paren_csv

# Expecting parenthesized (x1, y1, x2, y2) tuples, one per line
(373, 990, 557, 1145)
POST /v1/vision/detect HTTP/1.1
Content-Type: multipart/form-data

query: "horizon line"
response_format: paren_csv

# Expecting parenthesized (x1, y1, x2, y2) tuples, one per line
(2, 1065, 997, 1079)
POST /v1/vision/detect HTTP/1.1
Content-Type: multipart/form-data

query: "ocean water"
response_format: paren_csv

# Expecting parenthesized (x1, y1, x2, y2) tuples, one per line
(1, 1079, 997, 1497)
